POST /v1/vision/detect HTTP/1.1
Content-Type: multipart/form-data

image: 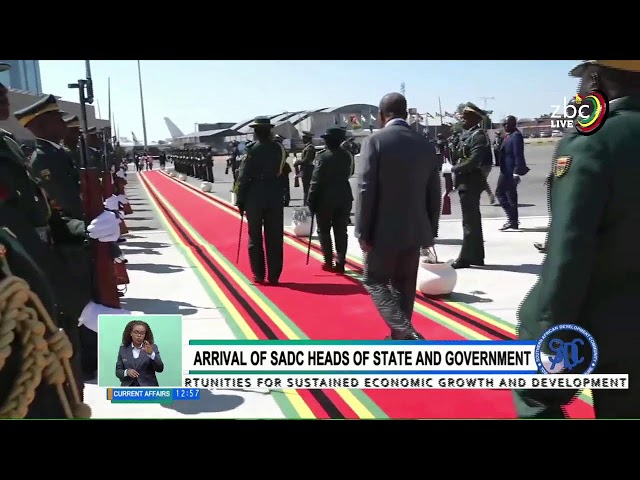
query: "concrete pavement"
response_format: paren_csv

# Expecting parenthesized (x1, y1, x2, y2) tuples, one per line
(178, 142, 556, 225)
(83, 171, 285, 419)
(343, 216, 549, 326)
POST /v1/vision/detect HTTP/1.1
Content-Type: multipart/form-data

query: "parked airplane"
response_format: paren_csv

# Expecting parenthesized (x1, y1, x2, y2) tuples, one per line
(164, 117, 185, 139)
(117, 131, 167, 152)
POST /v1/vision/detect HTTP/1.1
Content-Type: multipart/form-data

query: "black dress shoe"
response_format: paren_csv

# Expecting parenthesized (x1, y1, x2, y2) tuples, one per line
(451, 259, 484, 269)
(253, 277, 265, 285)
(499, 222, 519, 231)
(267, 279, 279, 286)
(333, 263, 345, 274)
(386, 330, 425, 340)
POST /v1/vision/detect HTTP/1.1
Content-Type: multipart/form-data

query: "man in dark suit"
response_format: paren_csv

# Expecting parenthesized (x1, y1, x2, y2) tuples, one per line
(496, 115, 529, 230)
(355, 92, 441, 340)
(115, 321, 164, 387)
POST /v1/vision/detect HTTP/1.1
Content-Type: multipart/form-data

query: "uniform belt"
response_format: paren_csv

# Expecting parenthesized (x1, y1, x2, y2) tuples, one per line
(35, 226, 51, 244)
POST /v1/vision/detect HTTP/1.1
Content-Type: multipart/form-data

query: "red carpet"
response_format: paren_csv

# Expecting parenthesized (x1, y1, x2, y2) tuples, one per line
(144, 171, 593, 419)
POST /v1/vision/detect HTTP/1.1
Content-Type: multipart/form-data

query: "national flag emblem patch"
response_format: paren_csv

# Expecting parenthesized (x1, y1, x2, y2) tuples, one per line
(555, 156, 572, 177)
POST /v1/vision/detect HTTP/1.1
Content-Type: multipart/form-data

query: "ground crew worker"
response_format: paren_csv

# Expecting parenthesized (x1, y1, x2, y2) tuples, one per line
(0, 227, 91, 418)
(450, 102, 490, 269)
(294, 131, 315, 205)
(14, 94, 97, 379)
(307, 127, 353, 273)
(62, 114, 81, 170)
(514, 60, 640, 419)
(235, 117, 287, 285)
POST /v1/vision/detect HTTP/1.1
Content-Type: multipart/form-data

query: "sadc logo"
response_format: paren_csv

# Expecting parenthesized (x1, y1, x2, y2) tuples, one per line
(535, 324, 599, 375)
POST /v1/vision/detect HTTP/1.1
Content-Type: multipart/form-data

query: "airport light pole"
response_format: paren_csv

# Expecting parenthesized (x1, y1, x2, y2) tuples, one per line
(137, 60, 148, 149)
(479, 96, 495, 111)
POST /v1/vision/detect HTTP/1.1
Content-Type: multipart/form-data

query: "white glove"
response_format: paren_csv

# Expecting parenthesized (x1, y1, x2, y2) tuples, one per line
(103, 194, 120, 211)
(87, 210, 121, 242)
(116, 194, 128, 205)
(115, 169, 126, 179)
(78, 301, 131, 333)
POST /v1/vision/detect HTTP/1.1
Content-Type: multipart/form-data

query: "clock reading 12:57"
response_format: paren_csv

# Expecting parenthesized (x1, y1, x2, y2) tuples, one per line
(172, 389, 201, 400)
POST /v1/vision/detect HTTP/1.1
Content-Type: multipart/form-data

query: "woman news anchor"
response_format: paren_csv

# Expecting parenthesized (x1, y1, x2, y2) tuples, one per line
(115, 321, 164, 387)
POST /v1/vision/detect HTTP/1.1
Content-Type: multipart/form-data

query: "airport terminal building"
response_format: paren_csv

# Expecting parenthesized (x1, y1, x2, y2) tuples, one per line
(171, 103, 380, 149)
(0, 89, 109, 142)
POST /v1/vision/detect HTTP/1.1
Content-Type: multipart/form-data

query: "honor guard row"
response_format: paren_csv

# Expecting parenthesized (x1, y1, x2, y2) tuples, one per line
(167, 148, 214, 183)
(0, 62, 133, 418)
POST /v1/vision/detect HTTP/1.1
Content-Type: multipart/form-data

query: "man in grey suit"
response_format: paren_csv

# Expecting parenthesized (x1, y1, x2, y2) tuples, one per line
(355, 93, 441, 340)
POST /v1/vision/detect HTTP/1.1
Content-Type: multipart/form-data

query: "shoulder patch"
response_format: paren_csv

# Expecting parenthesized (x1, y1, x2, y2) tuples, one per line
(555, 156, 572, 178)
(40, 168, 52, 181)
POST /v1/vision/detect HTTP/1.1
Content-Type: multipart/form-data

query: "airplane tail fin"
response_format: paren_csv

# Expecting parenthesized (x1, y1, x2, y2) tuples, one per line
(164, 117, 185, 139)
(131, 132, 141, 145)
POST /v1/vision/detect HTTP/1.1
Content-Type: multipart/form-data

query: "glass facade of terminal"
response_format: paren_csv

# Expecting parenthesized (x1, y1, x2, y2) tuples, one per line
(0, 60, 42, 94)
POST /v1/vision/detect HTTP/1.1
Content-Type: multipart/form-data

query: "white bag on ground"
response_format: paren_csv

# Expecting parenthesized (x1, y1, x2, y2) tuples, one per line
(417, 246, 457, 296)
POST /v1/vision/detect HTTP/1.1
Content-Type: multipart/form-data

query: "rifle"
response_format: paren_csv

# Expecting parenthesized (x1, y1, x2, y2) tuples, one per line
(100, 127, 114, 200)
(68, 60, 120, 309)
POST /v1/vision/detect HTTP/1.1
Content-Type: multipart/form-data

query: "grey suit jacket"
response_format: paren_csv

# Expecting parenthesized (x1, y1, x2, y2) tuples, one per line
(115, 344, 165, 387)
(355, 123, 441, 250)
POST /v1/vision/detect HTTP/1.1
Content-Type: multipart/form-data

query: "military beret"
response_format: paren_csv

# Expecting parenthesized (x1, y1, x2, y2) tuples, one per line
(462, 102, 486, 118)
(301, 131, 313, 138)
(249, 116, 274, 129)
(63, 114, 80, 128)
(321, 127, 347, 140)
(85, 126, 97, 134)
(14, 94, 62, 127)
(0, 63, 10, 72)
(570, 60, 640, 77)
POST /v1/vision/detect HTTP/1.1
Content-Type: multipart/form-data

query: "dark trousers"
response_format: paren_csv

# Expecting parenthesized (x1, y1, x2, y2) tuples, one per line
(79, 325, 97, 377)
(496, 173, 519, 225)
(206, 165, 214, 183)
(457, 179, 485, 264)
(232, 162, 240, 185)
(301, 176, 312, 206)
(316, 205, 351, 265)
(283, 176, 291, 207)
(246, 205, 284, 282)
(514, 365, 640, 419)
(363, 247, 420, 337)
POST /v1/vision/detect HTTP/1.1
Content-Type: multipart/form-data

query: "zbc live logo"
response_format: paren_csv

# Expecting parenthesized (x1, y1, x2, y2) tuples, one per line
(550, 90, 609, 135)
(535, 324, 599, 374)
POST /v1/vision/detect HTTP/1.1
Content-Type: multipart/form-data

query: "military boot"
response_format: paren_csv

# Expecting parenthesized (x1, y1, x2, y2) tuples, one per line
(319, 234, 334, 271)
